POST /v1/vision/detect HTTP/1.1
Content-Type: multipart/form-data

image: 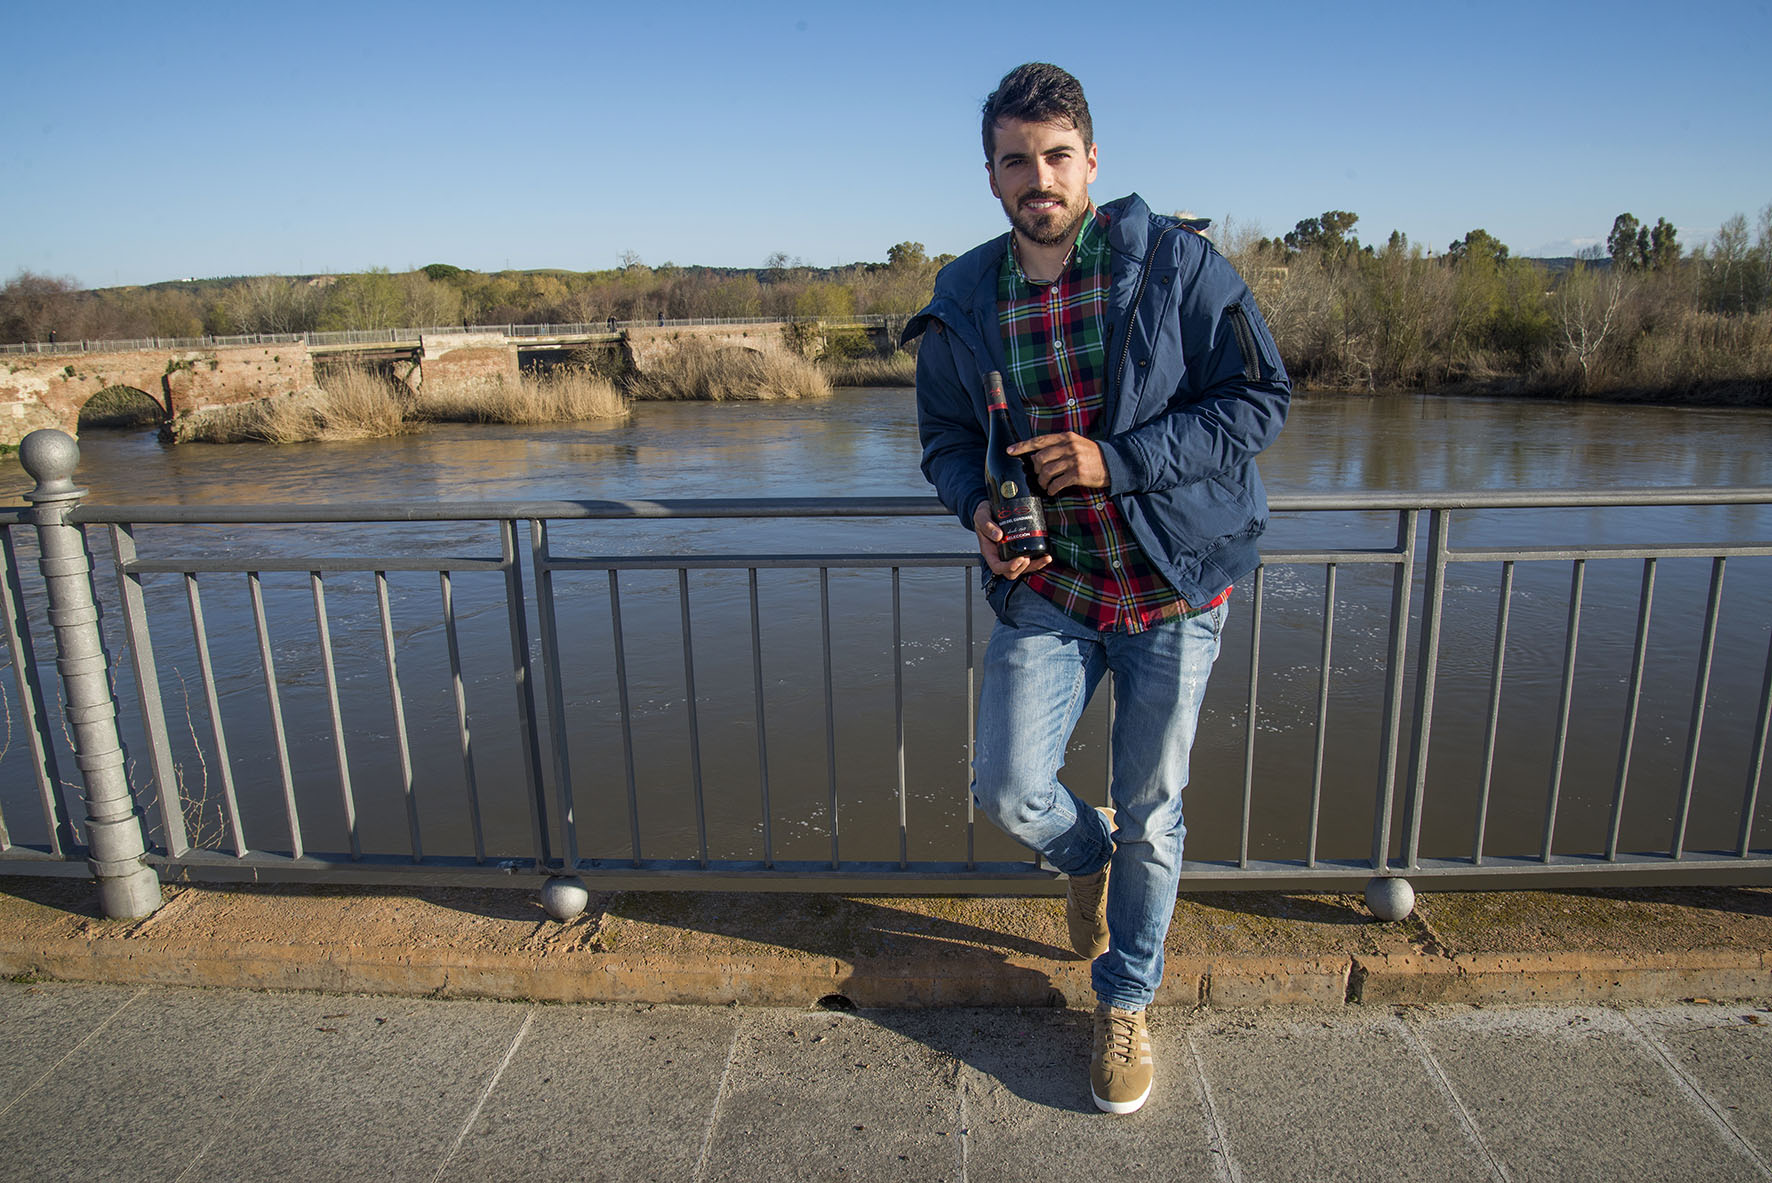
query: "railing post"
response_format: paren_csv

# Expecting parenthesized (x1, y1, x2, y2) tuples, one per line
(18, 429, 162, 919)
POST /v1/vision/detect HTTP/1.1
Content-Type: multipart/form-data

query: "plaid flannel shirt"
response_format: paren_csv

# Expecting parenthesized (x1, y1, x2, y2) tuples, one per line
(998, 208, 1229, 633)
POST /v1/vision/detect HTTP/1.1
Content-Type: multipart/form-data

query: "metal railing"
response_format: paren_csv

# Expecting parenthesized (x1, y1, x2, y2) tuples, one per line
(1, 430, 1768, 917)
(0, 317, 897, 356)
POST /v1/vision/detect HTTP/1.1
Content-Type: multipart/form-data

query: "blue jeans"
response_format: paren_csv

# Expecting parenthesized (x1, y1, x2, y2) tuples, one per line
(974, 580, 1227, 1012)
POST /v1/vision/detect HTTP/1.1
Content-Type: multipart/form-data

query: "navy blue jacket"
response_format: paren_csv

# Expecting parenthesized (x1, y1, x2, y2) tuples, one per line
(903, 193, 1291, 608)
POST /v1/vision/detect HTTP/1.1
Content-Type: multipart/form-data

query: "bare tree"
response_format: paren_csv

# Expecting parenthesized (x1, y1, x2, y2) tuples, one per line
(1555, 261, 1630, 392)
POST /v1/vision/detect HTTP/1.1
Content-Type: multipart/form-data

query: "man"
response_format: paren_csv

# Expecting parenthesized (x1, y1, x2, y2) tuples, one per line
(904, 63, 1290, 1115)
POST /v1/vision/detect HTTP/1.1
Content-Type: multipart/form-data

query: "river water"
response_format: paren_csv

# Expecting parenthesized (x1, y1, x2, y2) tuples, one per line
(3, 389, 1770, 870)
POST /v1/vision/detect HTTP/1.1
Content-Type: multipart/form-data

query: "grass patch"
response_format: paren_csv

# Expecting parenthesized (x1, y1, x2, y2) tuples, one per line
(630, 339, 832, 401)
(820, 352, 916, 387)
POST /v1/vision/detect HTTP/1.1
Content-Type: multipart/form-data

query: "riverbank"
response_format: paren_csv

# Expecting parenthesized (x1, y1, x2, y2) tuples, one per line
(5, 877, 1770, 1008)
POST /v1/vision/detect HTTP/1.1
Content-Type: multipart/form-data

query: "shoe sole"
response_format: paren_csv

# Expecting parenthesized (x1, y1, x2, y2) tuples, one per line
(1091, 1084, 1151, 1115)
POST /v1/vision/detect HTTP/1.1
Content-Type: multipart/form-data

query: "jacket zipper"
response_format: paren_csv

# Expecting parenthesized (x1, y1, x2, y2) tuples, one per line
(1227, 303, 1261, 381)
(1113, 223, 1181, 394)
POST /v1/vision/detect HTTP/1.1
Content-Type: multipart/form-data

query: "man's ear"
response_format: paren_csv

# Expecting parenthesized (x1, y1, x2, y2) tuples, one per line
(986, 161, 1001, 200)
(1085, 143, 1098, 184)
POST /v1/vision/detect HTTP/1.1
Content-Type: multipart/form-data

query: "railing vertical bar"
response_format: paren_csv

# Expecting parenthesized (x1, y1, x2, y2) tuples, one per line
(1607, 559, 1656, 861)
(606, 569, 640, 866)
(1, 525, 70, 854)
(108, 525, 183, 857)
(1401, 509, 1452, 871)
(309, 572, 360, 860)
(1306, 563, 1336, 869)
(1473, 561, 1515, 866)
(894, 566, 907, 870)
(678, 569, 708, 869)
(503, 521, 551, 866)
(1372, 510, 1419, 872)
(1737, 623, 1772, 857)
(249, 571, 303, 859)
(185, 575, 246, 856)
(1672, 557, 1726, 860)
(749, 568, 773, 868)
(374, 571, 419, 861)
(820, 567, 839, 870)
(530, 520, 583, 868)
(439, 571, 485, 864)
(1541, 560, 1586, 863)
(1239, 564, 1264, 869)
(964, 572, 976, 871)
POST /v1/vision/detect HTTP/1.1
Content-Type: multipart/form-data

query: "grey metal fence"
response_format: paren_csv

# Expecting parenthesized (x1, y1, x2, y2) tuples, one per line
(0, 317, 895, 356)
(1, 429, 1769, 919)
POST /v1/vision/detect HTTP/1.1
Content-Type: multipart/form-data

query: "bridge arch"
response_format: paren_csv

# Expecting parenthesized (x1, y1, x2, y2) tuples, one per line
(77, 385, 167, 431)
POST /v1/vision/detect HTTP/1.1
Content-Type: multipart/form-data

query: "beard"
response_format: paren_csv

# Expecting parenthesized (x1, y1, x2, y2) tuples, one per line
(1004, 188, 1090, 247)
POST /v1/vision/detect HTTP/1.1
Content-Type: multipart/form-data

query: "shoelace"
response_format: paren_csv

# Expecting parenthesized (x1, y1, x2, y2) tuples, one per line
(1101, 1013, 1138, 1065)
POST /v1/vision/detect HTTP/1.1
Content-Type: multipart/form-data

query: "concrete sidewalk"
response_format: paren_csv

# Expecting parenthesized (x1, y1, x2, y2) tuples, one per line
(4, 980, 1772, 1181)
(3, 877, 1772, 1008)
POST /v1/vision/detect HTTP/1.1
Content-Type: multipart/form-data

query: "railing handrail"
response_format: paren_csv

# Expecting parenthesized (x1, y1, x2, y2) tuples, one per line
(0, 315, 899, 356)
(11, 486, 1766, 527)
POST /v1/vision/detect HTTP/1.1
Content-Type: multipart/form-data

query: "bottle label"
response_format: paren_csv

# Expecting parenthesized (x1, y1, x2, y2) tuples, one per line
(996, 498, 1046, 544)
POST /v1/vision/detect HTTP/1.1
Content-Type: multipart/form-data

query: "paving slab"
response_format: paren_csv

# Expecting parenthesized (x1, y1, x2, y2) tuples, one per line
(0, 984, 310, 1179)
(439, 1003, 741, 1183)
(0, 979, 140, 1103)
(1186, 1008, 1495, 1183)
(1408, 1006, 1759, 1182)
(697, 1008, 961, 1182)
(178, 993, 532, 1183)
(901, 1007, 1222, 1182)
(1629, 1004, 1772, 1170)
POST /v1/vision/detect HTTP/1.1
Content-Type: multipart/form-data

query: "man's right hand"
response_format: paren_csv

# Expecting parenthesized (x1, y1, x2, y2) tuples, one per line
(974, 501, 1052, 580)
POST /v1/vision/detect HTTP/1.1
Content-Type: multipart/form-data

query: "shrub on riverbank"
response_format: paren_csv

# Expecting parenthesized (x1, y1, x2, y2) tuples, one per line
(177, 368, 408, 443)
(821, 352, 916, 387)
(416, 367, 627, 424)
(630, 340, 832, 401)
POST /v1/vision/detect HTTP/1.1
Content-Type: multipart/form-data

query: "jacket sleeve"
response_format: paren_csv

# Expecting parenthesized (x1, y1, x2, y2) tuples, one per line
(914, 321, 990, 530)
(1097, 251, 1291, 495)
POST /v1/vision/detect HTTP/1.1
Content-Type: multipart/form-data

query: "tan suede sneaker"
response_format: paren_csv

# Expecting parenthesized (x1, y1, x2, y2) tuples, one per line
(1090, 1003, 1154, 1114)
(1064, 807, 1115, 959)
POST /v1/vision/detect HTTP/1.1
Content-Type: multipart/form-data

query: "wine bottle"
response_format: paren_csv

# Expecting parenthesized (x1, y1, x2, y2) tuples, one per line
(983, 371, 1049, 562)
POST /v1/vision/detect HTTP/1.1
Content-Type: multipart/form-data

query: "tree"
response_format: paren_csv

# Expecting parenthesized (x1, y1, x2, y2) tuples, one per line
(1554, 261, 1630, 392)
(1284, 210, 1359, 257)
(1608, 213, 1644, 269)
(1645, 218, 1680, 271)
(887, 242, 928, 270)
(0, 270, 81, 343)
(1446, 229, 1509, 267)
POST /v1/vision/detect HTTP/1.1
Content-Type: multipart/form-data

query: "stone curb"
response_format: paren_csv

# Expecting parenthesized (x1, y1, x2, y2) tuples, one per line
(4, 880, 1771, 1009)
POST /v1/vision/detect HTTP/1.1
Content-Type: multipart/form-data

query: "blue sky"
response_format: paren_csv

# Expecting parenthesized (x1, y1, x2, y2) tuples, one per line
(4, 0, 1769, 288)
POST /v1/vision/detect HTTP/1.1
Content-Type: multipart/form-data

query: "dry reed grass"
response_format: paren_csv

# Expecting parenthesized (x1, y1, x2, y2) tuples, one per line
(630, 340, 832, 401)
(821, 352, 917, 387)
(176, 368, 409, 444)
(416, 367, 627, 423)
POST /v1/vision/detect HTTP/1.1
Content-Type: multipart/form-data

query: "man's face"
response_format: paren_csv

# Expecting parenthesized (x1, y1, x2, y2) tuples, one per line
(987, 117, 1098, 247)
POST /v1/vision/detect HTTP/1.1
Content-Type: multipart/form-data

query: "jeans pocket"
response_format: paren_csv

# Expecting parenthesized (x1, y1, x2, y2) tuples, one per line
(984, 572, 1016, 623)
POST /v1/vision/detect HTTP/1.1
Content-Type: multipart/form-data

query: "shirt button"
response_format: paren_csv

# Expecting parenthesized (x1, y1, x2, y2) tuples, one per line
(1066, 397, 1077, 407)
(1111, 560, 1122, 569)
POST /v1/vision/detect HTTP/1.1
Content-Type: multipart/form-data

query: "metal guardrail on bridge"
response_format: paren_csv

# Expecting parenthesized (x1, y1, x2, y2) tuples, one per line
(1, 429, 1769, 920)
(0, 317, 898, 357)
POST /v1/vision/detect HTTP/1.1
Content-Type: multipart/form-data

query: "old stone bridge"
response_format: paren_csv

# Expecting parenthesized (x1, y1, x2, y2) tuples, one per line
(0, 319, 899, 446)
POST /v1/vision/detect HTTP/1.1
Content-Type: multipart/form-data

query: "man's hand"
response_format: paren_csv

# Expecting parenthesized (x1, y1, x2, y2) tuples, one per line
(973, 501, 1052, 580)
(1006, 432, 1108, 496)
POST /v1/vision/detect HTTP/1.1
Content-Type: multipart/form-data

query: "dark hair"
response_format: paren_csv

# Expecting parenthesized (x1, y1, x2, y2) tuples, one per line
(981, 62, 1093, 162)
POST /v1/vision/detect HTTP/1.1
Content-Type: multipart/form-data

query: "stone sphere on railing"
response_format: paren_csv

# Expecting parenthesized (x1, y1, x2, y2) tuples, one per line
(18, 428, 82, 499)
(540, 875, 591, 921)
(1364, 876, 1416, 922)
